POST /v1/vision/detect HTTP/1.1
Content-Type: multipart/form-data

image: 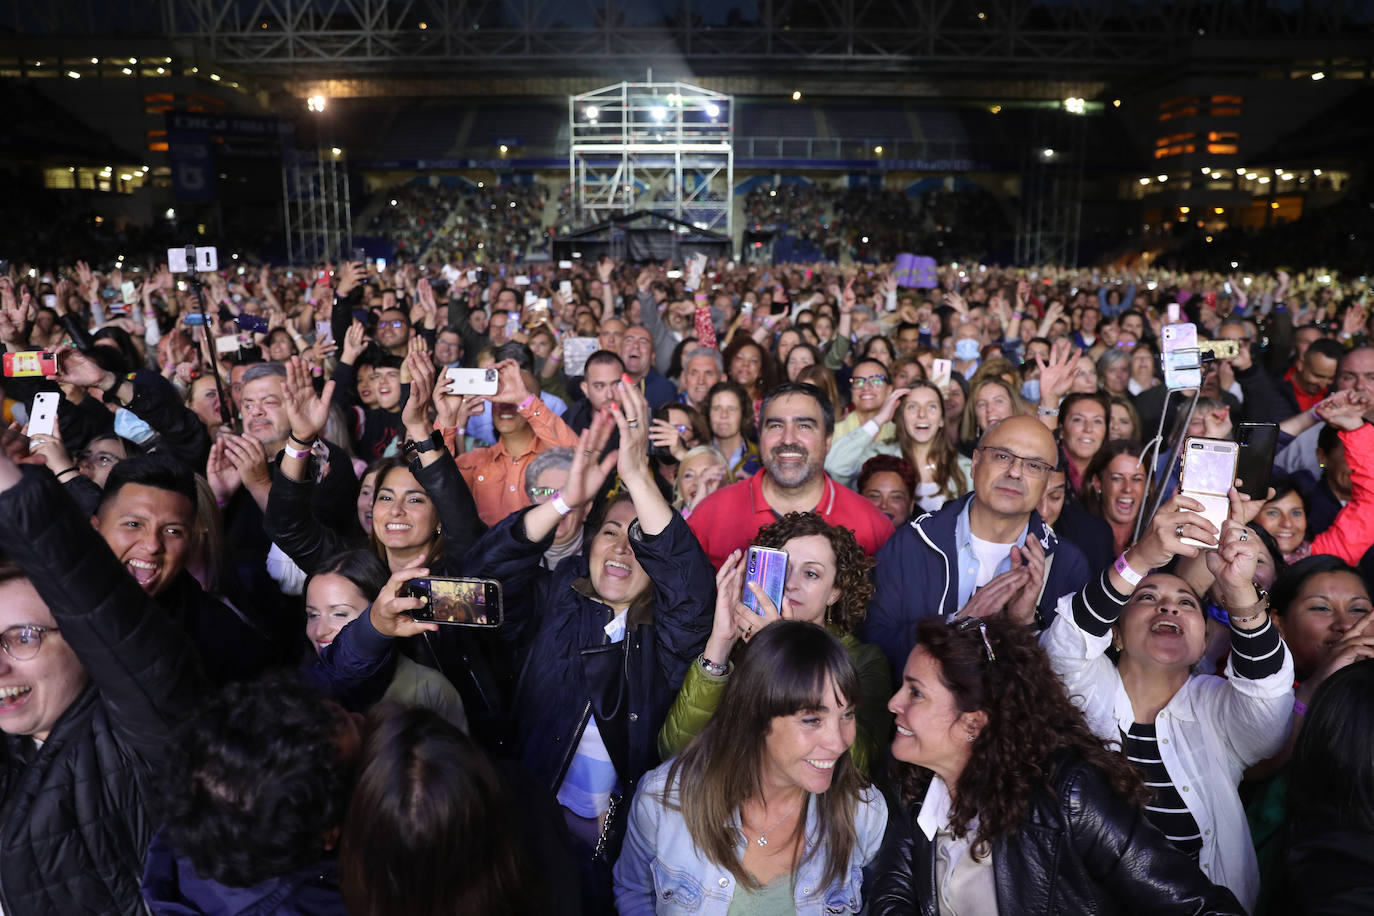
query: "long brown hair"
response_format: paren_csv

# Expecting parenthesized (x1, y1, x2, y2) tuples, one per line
(896, 617, 1147, 855)
(666, 621, 867, 891)
(894, 382, 968, 503)
(959, 376, 1026, 442)
(340, 705, 541, 915)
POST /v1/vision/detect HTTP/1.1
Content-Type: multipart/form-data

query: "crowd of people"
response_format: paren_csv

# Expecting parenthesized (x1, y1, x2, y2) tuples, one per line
(1, 248, 1373, 915)
(367, 181, 550, 263)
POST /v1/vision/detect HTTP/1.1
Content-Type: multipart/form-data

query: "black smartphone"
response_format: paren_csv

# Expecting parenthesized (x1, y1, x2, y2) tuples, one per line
(1235, 422, 1279, 501)
(402, 577, 503, 627)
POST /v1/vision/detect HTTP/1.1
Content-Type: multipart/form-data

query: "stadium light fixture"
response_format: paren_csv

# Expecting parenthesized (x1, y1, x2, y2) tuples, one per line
(1113, 99, 1122, 108)
(418, 21, 427, 30)
(1311, 71, 1325, 80)
(649, 106, 666, 122)
(1139, 177, 1150, 185)
(330, 147, 342, 157)
(1156, 174, 1167, 182)
(390, 199, 398, 206)
(706, 103, 720, 118)
(862, 236, 869, 243)
(1200, 167, 1211, 174)
(1271, 202, 1280, 209)
(209, 73, 221, 81)
(1257, 175, 1270, 184)
(1205, 236, 1214, 243)
(1063, 97, 1085, 114)
(1179, 206, 1190, 214)
(1231, 261, 1239, 269)
(585, 105, 599, 120)
(791, 90, 802, 101)
(307, 95, 326, 112)
(1214, 207, 1224, 215)
(165, 208, 175, 219)
(122, 67, 132, 75)
(65, 70, 80, 79)
(1313, 168, 1323, 175)
(1042, 148, 1055, 159)
(874, 145, 883, 155)
(499, 144, 509, 154)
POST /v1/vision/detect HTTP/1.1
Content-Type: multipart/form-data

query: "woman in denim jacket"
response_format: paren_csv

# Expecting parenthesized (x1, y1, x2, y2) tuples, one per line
(613, 621, 887, 914)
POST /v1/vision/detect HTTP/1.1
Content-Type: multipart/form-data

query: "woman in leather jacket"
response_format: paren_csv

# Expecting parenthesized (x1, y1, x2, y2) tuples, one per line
(868, 616, 1244, 916)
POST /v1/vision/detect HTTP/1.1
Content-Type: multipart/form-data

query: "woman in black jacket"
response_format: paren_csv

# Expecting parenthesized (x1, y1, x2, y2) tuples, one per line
(463, 380, 713, 911)
(867, 616, 1244, 916)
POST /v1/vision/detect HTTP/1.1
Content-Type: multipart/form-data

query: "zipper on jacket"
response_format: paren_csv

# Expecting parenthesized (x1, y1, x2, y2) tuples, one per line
(551, 603, 615, 790)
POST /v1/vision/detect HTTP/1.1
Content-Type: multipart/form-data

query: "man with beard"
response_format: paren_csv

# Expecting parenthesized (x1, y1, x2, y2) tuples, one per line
(686, 381, 892, 568)
(861, 414, 1091, 675)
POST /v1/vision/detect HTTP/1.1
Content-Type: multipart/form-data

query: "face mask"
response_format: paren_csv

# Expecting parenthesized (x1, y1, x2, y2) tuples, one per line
(954, 338, 981, 361)
(113, 408, 156, 444)
(1021, 379, 1041, 403)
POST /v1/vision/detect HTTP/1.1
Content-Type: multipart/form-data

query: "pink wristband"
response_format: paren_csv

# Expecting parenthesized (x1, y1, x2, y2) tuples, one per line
(1293, 699, 1308, 717)
(517, 394, 537, 412)
(283, 442, 312, 460)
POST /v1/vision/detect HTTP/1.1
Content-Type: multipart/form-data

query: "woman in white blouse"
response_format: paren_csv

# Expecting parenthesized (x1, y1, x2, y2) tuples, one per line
(1042, 489, 1294, 912)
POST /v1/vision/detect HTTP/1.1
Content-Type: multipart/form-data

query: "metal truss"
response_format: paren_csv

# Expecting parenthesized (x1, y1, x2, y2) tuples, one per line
(138, 0, 1373, 79)
(571, 81, 732, 237)
(1014, 107, 1087, 267)
(282, 147, 352, 266)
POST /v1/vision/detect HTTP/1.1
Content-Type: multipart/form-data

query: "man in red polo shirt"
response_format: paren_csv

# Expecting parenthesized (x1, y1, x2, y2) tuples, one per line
(687, 381, 893, 567)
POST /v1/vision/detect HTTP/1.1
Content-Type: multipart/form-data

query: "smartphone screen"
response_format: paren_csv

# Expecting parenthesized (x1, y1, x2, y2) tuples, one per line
(1179, 437, 1238, 549)
(742, 546, 788, 616)
(404, 577, 503, 626)
(930, 358, 952, 392)
(1235, 423, 1278, 501)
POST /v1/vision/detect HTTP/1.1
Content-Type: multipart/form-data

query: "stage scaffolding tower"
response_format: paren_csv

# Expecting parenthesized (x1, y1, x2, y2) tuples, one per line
(282, 146, 352, 266)
(570, 81, 733, 240)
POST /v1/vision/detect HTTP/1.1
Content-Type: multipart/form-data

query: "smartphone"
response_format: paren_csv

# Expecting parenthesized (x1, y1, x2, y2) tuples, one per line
(524, 291, 539, 307)
(930, 358, 952, 392)
(559, 280, 573, 297)
(183, 313, 208, 326)
(1161, 323, 1202, 390)
(28, 392, 59, 438)
(120, 281, 138, 303)
(315, 321, 333, 343)
(215, 335, 239, 356)
(402, 577, 503, 627)
(376, 257, 387, 272)
(1179, 437, 1239, 549)
(1235, 422, 1279, 501)
(558, 260, 573, 270)
(350, 247, 366, 264)
(2, 351, 57, 378)
(525, 300, 549, 328)
(742, 546, 788, 616)
(514, 275, 531, 287)
(235, 314, 269, 334)
(666, 269, 683, 279)
(467, 269, 478, 283)
(444, 367, 499, 396)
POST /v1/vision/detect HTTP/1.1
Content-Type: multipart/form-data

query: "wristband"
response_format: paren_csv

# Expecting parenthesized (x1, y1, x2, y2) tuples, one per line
(699, 654, 730, 677)
(1114, 553, 1146, 587)
(550, 490, 573, 517)
(517, 394, 537, 412)
(1036, 405, 1060, 418)
(1293, 699, 1308, 717)
(55, 467, 79, 481)
(283, 441, 313, 460)
(288, 433, 316, 449)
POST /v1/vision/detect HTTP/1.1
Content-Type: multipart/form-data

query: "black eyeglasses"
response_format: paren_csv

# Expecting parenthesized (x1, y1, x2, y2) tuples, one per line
(851, 374, 889, 388)
(1, 625, 60, 661)
(528, 486, 558, 501)
(952, 616, 996, 662)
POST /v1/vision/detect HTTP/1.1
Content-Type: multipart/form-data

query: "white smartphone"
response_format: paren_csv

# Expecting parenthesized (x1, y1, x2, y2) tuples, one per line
(558, 260, 573, 269)
(28, 392, 59, 438)
(215, 334, 239, 356)
(930, 358, 952, 392)
(514, 275, 531, 287)
(444, 367, 500, 396)
(559, 280, 573, 297)
(1179, 437, 1238, 550)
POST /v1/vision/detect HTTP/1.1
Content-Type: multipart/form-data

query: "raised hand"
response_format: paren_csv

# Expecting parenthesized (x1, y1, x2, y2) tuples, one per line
(54, 345, 113, 390)
(402, 345, 437, 439)
(607, 375, 652, 485)
(489, 359, 532, 405)
(1204, 490, 1260, 611)
(205, 436, 242, 505)
(282, 355, 334, 442)
(340, 321, 369, 364)
(1034, 337, 1081, 408)
(559, 408, 619, 509)
(222, 433, 271, 494)
(872, 386, 913, 429)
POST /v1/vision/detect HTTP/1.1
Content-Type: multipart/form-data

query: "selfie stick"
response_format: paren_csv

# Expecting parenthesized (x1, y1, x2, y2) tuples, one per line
(184, 244, 235, 429)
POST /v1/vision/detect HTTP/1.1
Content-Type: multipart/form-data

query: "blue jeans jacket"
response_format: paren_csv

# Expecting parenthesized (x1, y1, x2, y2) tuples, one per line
(613, 760, 888, 914)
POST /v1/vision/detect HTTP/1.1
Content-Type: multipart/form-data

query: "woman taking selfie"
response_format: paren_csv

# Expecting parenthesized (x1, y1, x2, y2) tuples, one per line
(1042, 490, 1294, 911)
(870, 615, 1242, 914)
(658, 513, 890, 774)
(615, 621, 887, 915)
(825, 382, 970, 511)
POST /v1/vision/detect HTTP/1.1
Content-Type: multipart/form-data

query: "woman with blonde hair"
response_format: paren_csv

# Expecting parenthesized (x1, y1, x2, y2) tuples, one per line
(958, 376, 1026, 454)
(673, 444, 729, 518)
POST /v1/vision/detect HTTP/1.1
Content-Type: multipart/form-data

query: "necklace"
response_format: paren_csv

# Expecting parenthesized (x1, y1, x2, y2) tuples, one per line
(753, 798, 801, 848)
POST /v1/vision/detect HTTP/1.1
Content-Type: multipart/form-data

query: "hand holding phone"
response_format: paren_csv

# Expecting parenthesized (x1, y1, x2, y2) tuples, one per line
(401, 577, 503, 626)
(1178, 437, 1238, 549)
(27, 392, 59, 438)
(742, 546, 787, 616)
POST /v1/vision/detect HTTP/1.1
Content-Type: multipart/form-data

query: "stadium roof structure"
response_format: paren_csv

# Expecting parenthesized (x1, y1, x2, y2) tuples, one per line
(4, 1, 1371, 85)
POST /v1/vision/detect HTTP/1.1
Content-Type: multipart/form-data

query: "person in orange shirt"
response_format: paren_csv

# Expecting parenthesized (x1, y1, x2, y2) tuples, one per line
(438, 359, 578, 527)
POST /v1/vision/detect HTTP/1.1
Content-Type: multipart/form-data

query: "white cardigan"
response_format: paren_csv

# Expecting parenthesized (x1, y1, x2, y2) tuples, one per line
(1041, 595, 1293, 913)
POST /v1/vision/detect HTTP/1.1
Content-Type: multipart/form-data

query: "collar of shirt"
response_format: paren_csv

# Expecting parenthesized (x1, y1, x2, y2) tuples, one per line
(749, 469, 837, 517)
(918, 776, 954, 841)
(954, 499, 1029, 611)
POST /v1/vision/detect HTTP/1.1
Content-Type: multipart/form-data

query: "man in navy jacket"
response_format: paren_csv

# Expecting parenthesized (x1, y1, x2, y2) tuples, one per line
(862, 416, 1091, 675)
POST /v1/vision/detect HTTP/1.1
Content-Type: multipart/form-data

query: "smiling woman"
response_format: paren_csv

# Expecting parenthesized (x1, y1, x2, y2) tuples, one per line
(1042, 490, 1295, 911)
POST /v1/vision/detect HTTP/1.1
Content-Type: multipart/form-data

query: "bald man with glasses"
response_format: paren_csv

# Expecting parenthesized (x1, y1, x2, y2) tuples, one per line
(861, 415, 1091, 675)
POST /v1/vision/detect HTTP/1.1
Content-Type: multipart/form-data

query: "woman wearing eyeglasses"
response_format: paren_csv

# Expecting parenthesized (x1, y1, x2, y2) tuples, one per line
(868, 616, 1245, 915)
(1041, 490, 1295, 912)
(835, 359, 895, 440)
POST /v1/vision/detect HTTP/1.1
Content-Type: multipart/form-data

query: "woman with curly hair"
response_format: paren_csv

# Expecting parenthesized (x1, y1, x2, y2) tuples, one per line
(658, 513, 891, 774)
(616, 621, 887, 914)
(868, 616, 1245, 915)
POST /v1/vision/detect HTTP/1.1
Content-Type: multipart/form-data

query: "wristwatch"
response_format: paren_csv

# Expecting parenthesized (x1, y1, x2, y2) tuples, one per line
(402, 430, 443, 461)
(1036, 405, 1060, 418)
(1226, 582, 1270, 626)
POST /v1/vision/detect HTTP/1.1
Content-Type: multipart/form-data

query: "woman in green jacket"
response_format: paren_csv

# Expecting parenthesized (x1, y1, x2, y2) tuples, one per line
(658, 513, 892, 774)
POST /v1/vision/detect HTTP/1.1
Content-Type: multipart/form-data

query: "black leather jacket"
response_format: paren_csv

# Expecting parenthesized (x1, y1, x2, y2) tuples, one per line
(866, 754, 1245, 916)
